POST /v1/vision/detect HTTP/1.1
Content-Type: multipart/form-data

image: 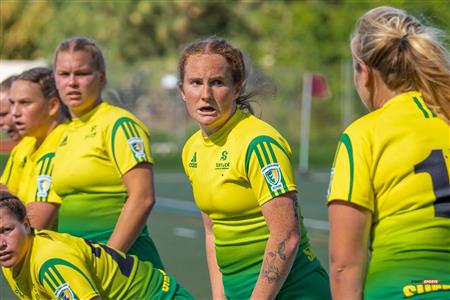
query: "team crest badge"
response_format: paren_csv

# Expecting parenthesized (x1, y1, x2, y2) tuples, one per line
(127, 137, 146, 159)
(54, 283, 76, 300)
(37, 175, 52, 197)
(261, 163, 283, 191)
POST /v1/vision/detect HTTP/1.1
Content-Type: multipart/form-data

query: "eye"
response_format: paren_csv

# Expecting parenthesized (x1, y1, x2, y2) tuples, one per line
(189, 79, 202, 87)
(57, 71, 69, 77)
(211, 80, 224, 86)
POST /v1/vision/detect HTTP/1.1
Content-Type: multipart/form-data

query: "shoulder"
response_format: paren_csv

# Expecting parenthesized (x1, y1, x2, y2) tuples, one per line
(99, 102, 149, 135)
(14, 137, 36, 155)
(236, 114, 292, 154)
(182, 130, 203, 162)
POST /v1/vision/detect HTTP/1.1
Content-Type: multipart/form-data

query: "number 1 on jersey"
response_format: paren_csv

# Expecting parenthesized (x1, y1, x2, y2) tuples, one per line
(414, 149, 450, 218)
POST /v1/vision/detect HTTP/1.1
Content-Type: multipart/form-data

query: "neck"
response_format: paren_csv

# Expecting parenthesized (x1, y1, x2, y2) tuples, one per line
(34, 119, 62, 148)
(370, 71, 402, 110)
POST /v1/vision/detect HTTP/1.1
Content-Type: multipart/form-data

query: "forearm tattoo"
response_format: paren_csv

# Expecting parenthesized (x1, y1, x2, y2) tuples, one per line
(262, 239, 288, 283)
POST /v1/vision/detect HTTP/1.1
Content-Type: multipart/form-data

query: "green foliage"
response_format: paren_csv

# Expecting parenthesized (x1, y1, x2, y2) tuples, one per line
(1, 0, 448, 168)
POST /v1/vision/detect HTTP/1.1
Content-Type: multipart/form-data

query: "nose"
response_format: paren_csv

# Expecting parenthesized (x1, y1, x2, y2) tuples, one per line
(11, 103, 20, 118)
(200, 84, 212, 101)
(0, 237, 6, 250)
(68, 74, 78, 87)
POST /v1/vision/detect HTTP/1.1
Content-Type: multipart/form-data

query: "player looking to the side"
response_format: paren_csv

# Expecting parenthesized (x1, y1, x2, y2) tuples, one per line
(0, 191, 194, 300)
(52, 37, 163, 267)
(0, 76, 20, 142)
(180, 37, 331, 299)
(0, 75, 36, 195)
(327, 6, 450, 300)
(6, 67, 69, 230)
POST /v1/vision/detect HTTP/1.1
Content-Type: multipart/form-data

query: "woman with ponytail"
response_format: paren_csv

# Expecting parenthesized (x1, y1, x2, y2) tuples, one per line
(327, 6, 450, 300)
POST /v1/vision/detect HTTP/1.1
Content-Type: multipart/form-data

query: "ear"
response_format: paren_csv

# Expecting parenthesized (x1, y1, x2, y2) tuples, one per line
(48, 97, 61, 117)
(99, 72, 106, 88)
(179, 88, 187, 102)
(23, 217, 31, 233)
(358, 63, 371, 88)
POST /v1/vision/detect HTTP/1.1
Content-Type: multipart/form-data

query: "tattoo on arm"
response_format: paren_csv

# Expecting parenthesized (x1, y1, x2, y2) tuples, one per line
(262, 239, 288, 283)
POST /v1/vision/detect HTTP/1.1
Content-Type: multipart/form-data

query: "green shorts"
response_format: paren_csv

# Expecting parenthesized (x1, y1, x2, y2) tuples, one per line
(277, 266, 331, 300)
(128, 234, 165, 270)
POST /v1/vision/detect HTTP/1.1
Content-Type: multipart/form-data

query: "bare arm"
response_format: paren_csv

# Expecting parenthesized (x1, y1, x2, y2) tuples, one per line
(328, 201, 372, 300)
(26, 202, 59, 229)
(202, 212, 226, 300)
(250, 192, 300, 300)
(107, 163, 154, 252)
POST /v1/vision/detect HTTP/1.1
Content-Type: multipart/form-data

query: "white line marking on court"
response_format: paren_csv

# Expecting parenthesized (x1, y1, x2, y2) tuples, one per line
(174, 227, 197, 239)
(156, 197, 329, 231)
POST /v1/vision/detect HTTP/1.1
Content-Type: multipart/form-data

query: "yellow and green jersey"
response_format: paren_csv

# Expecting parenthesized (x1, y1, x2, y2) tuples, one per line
(2, 230, 193, 300)
(327, 91, 450, 299)
(183, 109, 324, 299)
(16, 124, 66, 207)
(1, 137, 36, 195)
(53, 102, 162, 266)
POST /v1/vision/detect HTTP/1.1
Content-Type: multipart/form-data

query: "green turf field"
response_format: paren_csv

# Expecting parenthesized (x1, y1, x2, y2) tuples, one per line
(0, 169, 331, 299)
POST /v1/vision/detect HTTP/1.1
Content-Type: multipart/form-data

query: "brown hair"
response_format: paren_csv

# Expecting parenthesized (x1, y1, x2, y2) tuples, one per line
(0, 191, 27, 222)
(352, 6, 450, 123)
(16, 67, 70, 119)
(178, 37, 254, 114)
(54, 36, 106, 74)
(0, 75, 17, 91)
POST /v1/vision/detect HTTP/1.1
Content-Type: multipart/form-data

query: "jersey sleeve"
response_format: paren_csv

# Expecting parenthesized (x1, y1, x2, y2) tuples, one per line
(37, 256, 99, 300)
(327, 130, 375, 212)
(0, 147, 18, 192)
(245, 135, 297, 206)
(32, 153, 62, 204)
(107, 116, 154, 176)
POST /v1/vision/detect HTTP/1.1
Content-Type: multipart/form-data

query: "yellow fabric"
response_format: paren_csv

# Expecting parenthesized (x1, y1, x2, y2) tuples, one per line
(327, 91, 450, 298)
(53, 102, 153, 196)
(2, 230, 169, 300)
(1, 137, 36, 195)
(182, 109, 320, 299)
(16, 124, 67, 205)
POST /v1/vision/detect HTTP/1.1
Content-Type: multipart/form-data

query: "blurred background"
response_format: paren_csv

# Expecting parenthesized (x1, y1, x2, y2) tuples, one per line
(0, 0, 448, 298)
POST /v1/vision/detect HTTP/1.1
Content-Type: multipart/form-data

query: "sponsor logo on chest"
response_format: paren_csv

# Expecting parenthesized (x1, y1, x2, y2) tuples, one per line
(215, 150, 230, 170)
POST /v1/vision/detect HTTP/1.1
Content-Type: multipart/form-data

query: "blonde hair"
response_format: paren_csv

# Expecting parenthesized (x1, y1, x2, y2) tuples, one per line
(352, 6, 450, 123)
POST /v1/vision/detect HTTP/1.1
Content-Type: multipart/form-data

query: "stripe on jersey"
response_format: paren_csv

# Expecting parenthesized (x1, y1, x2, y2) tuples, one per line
(245, 135, 290, 197)
(111, 117, 150, 172)
(339, 134, 354, 202)
(35, 153, 55, 202)
(38, 258, 96, 294)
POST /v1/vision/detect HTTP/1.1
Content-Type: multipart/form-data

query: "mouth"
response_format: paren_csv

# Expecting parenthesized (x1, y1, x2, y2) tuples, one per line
(66, 91, 82, 100)
(14, 121, 25, 131)
(0, 252, 12, 263)
(198, 106, 216, 115)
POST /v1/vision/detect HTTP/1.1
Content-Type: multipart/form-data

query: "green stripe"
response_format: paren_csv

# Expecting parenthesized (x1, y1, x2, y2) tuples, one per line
(259, 143, 276, 198)
(39, 258, 97, 291)
(245, 136, 290, 174)
(267, 142, 289, 195)
(340, 134, 354, 202)
(52, 265, 65, 285)
(413, 96, 430, 118)
(45, 268, 60, 288)
(121, 123, 132, 139)
(43, 276, 56, 291)
(420, 95, 437, 117)
(111, 117, 149, 173)
(4, 155, 15, 185)
(252, 148, 265, 169)
(245, 136, 292, 198)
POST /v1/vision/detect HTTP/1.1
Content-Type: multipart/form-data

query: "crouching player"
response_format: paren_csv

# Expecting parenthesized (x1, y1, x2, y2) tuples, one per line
(0, 190, 193, 300)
